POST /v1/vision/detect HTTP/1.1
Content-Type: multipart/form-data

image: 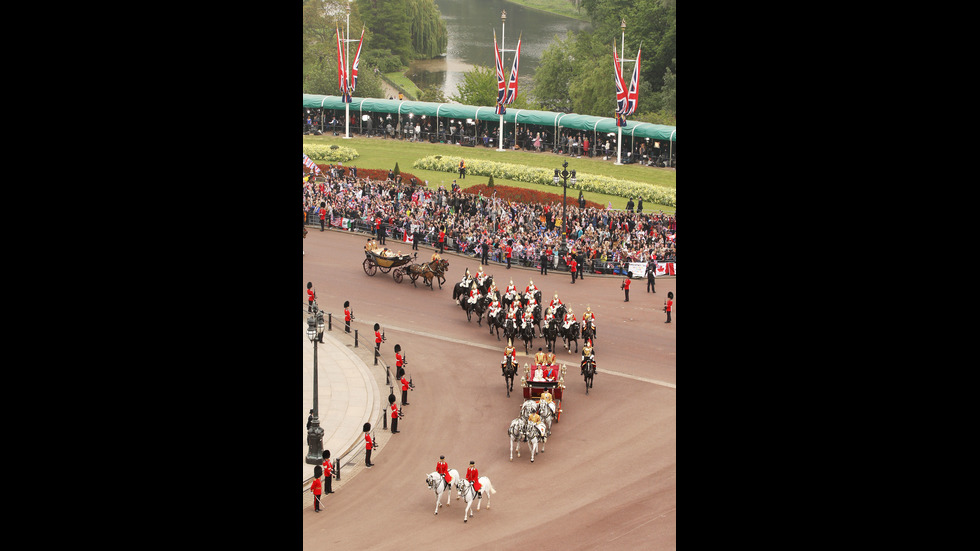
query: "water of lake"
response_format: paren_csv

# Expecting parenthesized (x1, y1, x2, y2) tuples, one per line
(409, 0, 592, 99)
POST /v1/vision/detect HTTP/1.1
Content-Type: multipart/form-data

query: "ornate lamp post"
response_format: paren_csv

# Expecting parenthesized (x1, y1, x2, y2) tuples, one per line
(305, 309, 326, 464)
(552, 160, 576, 258)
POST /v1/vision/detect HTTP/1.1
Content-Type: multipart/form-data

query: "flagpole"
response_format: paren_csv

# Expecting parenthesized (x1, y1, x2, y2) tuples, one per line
(615, 19, 626, 165)
(497, 10, 507, 152)
(344, 1, 351, 139)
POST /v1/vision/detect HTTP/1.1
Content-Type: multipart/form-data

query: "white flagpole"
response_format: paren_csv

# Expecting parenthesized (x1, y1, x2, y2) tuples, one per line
(615, 20, 625, 165)
(344, 1, 351, 139)
(497, 10, 507, 152)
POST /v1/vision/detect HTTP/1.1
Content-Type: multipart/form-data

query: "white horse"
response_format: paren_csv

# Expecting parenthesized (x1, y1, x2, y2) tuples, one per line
(508, 417, 545, 462)
(455, 476, 496, 523)
(521, 399, 552, 438)
(425, 469, 460, 515)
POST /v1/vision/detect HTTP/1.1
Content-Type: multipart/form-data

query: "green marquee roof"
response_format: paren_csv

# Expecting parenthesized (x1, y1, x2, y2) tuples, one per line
(303, 94, 676, 142)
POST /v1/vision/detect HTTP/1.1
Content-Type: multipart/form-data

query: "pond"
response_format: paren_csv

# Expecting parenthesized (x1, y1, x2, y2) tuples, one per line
(409, 0, 592, 99)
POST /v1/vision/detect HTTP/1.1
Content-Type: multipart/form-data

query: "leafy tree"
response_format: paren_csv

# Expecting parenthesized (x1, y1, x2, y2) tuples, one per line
(531, 33, 576, 113)
(356, 0, 413, 66)
(449, 64, 497, 107)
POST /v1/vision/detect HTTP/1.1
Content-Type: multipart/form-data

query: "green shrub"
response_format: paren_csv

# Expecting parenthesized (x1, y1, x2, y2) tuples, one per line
(303, 144, 359, 163)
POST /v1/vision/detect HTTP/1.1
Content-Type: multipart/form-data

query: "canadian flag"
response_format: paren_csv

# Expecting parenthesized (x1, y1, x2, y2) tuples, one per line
(403, 232, 413, 244)
(668, 263, 676, 275)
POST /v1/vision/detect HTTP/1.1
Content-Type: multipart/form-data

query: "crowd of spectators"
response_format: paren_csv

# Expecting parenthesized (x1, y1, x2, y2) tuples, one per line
(304, 108, 676, 168)
(303, 166, 676, 274)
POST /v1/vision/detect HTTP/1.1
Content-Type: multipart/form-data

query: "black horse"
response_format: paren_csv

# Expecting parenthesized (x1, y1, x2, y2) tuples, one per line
(520, 319, 535, 354)
(503, 317, 518, 345)
(561, 321, 580, 353)
(529, 303, 543, 337)
(487, 308, 506, 340)
(477, 274, 494, 296)
(473, 295, 491, 326)
(502, 355, 517, 397)
(581, 318, 596, 343)
(582, 356, 596, 395)
(542, 319, 559, 353)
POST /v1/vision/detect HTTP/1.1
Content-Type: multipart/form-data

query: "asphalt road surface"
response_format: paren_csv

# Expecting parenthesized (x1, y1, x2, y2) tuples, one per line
(303, 228, 676, 550)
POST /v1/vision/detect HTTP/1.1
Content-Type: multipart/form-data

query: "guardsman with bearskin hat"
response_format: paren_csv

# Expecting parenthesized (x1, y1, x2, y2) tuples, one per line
(307, 282, 316, 313)
(321, 450, 334, 495)
(389, 393, 400, 433)
(344, 300, 352, 333)
(664, 291, 673, 323)
(374, 323, 383, 352)
(398, 364, 410, 406)
(364, 422, 374, 467)
(311, 465, 323, 512)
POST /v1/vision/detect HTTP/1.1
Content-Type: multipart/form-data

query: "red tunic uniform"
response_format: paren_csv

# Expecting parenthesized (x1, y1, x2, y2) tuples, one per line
(375, 331, 382, 345)
(311, 477, 322, 496)
(365, 433, 373, 450)
(344, 308, 351, 322)
(396, 353, 403, 368)
(436, 461, 452, 483)
(322, 459, 333, 479)
(401, 376, 409, 392)
(390, 402, 398, 419)
(465, 466, 482, 492)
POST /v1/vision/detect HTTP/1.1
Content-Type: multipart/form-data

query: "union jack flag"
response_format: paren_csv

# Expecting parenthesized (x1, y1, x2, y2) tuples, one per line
(349, 28, 364, 93)
(493, 30, 506, 114)
(504, 34, 521, 105)
(336, 28, 348, 100)
(614, 41, 627, 115)
(623, 45, 641, 117)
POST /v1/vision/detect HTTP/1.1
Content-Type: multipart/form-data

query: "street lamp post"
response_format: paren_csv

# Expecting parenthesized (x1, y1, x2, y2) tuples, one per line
(552, 160, 576, 258)
(305, 309, 326, 464)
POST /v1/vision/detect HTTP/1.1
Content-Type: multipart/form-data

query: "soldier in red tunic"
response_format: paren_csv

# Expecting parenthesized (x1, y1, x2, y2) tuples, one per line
(436, 455, 452, 485)
(311, 466, 323, 512)
(389, 394, 400, 433)
(374, 323, 383, 352)
(321, 450, 334, 495)
(364, 423, 374, 467)
(307, 282, 316, 313)
(344, 300, 352, 333)
(465, 460, 482, 496)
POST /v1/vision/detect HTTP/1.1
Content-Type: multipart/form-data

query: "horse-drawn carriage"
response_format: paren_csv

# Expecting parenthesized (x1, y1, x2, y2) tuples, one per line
(363, 248, 415, 283)
(363, 248, 449, 288)
(521, 364, 565, 423)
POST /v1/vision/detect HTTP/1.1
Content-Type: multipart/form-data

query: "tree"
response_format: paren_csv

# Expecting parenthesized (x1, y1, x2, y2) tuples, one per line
(531, 33, 576, 112)
(356, 0, 413, 66)
(449, 65, 498, 107)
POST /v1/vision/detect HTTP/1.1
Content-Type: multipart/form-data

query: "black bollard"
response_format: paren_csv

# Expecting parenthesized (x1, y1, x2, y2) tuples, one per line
(334, 458, 341, 480)
(327, 312, 332, 331)
(354, 329, 358, 347)
(374, 347, 379, 365)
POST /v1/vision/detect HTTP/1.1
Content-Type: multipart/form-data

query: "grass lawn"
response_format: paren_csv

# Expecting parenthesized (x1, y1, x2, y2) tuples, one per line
(303, 134, 676, 212)
(383, 72, 421, 100)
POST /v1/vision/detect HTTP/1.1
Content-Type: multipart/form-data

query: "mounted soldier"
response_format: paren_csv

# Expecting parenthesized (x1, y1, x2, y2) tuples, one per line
(501, 339, 517, 376)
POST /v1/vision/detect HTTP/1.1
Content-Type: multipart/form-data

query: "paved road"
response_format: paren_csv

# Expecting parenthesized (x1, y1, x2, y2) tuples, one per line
(303, 228, 676, 550)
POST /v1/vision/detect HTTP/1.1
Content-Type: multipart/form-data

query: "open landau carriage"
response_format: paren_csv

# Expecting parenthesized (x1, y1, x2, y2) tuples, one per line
(521, 364, 565, 422)
(363, 246, 415, 283)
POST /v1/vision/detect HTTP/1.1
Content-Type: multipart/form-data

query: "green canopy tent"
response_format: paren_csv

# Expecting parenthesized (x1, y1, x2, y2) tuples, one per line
(303, 94, 675, 159)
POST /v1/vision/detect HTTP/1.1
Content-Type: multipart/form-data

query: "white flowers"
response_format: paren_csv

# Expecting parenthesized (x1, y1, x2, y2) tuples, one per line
(412, 155, 676, 208)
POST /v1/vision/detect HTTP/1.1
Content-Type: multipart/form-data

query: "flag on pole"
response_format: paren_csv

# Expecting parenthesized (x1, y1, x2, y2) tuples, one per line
(349, 28, 364, 93)
(503, 33, 522, 105)
(336, 28, 351, 103)
(493, 30, 506, 114)
(614, 41, 628, 115)
(623, 44, 641, 117)
(303, 154, 322, 176)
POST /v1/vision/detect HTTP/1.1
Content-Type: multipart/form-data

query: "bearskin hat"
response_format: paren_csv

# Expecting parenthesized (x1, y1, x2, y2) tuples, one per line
(344, 300, 350, 308)
(374, 323, 380, 331)
(307, 282, 313, 289)
(394, 344, 401, 353)
(314, 465, 322, 478)
(667, 291, 674, 299)
(322, 450, 330, 459)
(388, 393, 396, 404)
(363, 422, 371, 432)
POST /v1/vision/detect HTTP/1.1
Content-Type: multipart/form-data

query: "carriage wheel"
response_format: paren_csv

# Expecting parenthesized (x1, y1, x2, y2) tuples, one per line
(363, 258, 377, 276)
(393, 268, 404, 284)
(378, 265, 392, 274)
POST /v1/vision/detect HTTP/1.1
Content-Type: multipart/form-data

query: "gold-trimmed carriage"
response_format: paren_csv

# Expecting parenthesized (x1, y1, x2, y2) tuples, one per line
(521, 364, 565, 422)
(363, 248, 415, 283)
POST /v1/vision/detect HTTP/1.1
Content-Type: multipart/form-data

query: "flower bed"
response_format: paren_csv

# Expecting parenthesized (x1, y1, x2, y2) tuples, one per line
(412, 155, 676, 208)
(461, 184, 606, 210)
(302, 143, 360, 163)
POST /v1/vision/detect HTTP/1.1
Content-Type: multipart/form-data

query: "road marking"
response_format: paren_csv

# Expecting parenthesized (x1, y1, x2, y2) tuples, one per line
(379, 322, 676, 389)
